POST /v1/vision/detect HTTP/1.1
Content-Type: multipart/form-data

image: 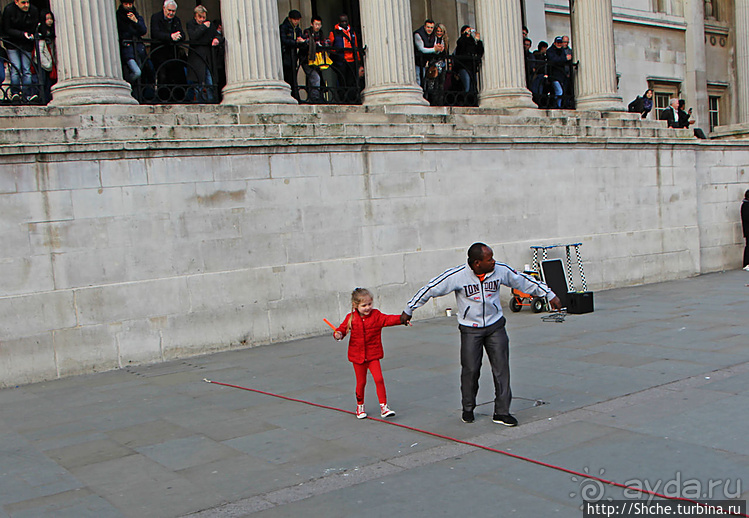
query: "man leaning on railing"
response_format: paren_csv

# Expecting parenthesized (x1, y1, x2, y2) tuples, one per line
(2, 0, 39, 103)
(150, 0, 186, 88)
(186, 4, 221, 103)
(116, 0, 148, 84)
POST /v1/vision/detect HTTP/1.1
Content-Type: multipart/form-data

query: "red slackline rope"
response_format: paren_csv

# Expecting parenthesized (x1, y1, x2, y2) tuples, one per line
(203, 379, 747, 517)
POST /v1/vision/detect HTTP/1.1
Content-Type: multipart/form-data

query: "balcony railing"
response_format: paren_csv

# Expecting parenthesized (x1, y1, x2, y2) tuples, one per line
(289, 45, 366, 105)
(420, 54, 481, 107)
(1, 36, 51, 105)
(526, 57, 577, 110)
(124, 38, 223, 104)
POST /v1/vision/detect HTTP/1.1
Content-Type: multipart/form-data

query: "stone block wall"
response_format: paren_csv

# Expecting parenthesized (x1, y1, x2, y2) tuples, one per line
(0, 141, 746, 387)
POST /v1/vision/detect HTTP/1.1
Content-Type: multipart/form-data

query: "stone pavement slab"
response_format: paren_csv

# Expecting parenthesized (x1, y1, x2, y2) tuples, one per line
(0, 270, 748, 517)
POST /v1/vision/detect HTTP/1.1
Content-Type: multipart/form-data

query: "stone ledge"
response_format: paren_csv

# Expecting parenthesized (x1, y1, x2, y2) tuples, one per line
(0, 103, 702, 153)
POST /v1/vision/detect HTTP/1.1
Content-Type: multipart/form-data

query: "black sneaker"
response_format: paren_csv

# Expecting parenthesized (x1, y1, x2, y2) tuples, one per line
(461, 410, 474, 423)
(492, 414, 518, 427)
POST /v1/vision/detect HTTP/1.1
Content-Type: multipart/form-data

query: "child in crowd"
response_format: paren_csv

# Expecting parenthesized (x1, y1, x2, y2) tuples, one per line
(333, 288, 409, 419)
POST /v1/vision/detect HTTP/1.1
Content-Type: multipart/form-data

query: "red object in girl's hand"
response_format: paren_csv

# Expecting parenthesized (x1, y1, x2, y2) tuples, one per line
(323, 318, 336, 330)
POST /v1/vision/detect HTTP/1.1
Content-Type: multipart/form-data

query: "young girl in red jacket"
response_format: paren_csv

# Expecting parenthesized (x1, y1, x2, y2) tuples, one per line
(334, 288, 409, 419)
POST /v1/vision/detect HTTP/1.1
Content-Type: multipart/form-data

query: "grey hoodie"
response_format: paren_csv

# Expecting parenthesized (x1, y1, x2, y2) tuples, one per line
(404, 262, 556, 328)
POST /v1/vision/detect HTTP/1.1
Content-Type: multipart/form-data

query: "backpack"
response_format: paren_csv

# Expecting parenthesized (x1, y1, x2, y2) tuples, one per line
(628, 96, 642, 113)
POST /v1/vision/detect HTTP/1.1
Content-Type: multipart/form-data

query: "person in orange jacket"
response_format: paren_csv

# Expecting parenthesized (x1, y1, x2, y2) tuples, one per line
(334, 287, 410, 419)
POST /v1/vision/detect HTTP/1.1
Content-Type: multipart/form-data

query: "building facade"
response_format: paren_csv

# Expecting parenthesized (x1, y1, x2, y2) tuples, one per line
(1, 0, 748, 387)
(2, 1, 738, 133)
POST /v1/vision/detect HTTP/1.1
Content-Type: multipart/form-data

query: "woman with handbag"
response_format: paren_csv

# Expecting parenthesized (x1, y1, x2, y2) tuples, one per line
(37, 9, 56, 103)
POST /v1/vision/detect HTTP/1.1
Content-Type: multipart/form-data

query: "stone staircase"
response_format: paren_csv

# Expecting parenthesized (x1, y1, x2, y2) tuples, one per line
(0, 104, 695, 153)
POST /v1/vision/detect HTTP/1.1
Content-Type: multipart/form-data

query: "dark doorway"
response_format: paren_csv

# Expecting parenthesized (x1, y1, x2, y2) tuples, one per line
(31, 0, 50, 11)
(311, 0, 360, 37)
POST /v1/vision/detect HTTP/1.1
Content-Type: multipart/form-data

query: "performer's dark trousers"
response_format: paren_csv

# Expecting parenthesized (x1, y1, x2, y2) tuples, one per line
(459, 317, 511, 415)
(744, 238, 749, 267)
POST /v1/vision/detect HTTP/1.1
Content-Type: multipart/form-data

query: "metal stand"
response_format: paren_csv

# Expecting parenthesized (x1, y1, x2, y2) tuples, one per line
(530, 243, 587, 292)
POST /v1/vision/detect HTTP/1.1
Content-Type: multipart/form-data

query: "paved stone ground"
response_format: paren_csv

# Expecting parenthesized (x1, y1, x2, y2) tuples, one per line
(1, 271, 748, 518)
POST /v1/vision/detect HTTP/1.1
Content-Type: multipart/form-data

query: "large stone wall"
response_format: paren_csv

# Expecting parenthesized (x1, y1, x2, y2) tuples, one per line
(0, 140, 746, 387)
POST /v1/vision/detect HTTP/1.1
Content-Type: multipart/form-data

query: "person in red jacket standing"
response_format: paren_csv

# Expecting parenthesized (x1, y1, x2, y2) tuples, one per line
(334, 288, 410, 419)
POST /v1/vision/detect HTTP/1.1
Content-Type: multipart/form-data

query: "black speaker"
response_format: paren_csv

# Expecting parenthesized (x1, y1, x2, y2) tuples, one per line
(568, 291, 594, 314)
(540, 259, 569, 308)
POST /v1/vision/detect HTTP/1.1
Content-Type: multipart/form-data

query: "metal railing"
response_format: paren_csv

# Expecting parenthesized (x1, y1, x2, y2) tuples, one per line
(526, 56, 577, 110)
(123, 37, 222, 104)
(0, 36, 51, 105)
(290, 45, 366, 105)
(420, 54, 481, 107)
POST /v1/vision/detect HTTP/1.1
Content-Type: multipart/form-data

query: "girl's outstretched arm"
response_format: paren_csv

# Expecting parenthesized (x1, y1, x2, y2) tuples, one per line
(380, 312, 409, 328)
(334, 314, 351, 340)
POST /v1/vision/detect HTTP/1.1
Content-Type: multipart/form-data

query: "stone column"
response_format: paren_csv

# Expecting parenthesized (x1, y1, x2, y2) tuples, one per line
(570, 0, 624, 111)
(735, 0, 749, 122)
(359, 0, 428, 106)
(685, 0, 708, 129)
(220, 0, 295, 104)
(475, 0, 535, 109)
(49, 0, 137, 105)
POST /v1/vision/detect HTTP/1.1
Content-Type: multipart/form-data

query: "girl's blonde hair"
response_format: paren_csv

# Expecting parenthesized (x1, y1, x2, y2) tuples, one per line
(347, 287, 372, 332)
(437, 23, 448, 50)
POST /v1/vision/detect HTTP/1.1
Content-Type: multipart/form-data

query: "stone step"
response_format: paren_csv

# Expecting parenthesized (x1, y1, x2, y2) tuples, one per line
(0, 103, 694, 147)
(0, 103, 657, 127)
(0, 119, 693, 148)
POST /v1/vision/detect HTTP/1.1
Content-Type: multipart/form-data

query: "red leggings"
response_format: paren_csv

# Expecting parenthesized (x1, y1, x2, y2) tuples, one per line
(352, 360, 387, 405)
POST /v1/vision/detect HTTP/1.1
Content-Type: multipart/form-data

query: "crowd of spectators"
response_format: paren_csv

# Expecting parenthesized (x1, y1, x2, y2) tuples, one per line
(0, 0, 56, 104)
(0, 1, 714, 129)
(413, 19, 483, 105)
(524, 29, 574, 109)
(116, 0, 225, 103)
(279, 10, 363, 103)
(0, 0, 226, 104)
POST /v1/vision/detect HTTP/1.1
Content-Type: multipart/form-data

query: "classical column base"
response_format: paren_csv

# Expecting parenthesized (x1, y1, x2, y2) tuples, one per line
(50, 78, 138, 106)
(362, 84, 429, 106)
(479, 88, 536, 109)
(221, 80, 296, 105)
(575, 94, 625, 112)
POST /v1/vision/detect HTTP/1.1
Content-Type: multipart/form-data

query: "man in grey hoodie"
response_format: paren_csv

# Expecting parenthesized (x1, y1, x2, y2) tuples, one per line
(402, 243, 561, 426)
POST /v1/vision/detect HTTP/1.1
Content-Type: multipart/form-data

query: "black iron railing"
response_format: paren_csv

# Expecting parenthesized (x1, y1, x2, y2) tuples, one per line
(526, 57, 577, 109)
(123, 37, 222, 104)
(1, 36, 51, 105)
(420, 54, 481, 107)
(290, 45, 366, 105)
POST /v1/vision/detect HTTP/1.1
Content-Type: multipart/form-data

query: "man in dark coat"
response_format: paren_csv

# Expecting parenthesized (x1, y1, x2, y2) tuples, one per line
(546, 36, 569, 108)
(279, 9, 304, 93)
(742, 189, 749, 270)
(150, 0, 186, 87)
(413, 19, 443, 87)
(453, 25, 483, 93)
(186, 4, 221, 101)
(328, 14, 363, 92)
(116, 0, 148, 83)
(660, 98, 690, 128)
(2, 0, 39, 102)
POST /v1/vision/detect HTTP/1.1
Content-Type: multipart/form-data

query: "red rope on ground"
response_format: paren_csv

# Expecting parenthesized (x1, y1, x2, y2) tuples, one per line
(203, 379, 747, 517)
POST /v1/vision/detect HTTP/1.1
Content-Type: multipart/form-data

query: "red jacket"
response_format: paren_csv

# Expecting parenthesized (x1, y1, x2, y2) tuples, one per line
(336, 309, 402, 364)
